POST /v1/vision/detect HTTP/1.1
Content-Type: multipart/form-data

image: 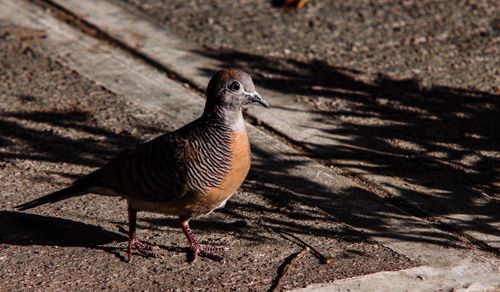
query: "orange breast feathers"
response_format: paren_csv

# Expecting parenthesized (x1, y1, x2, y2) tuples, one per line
(202, 130, 251, 205)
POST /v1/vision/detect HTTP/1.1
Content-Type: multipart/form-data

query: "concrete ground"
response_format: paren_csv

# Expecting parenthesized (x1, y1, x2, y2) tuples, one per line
(0, 0, 499, 291)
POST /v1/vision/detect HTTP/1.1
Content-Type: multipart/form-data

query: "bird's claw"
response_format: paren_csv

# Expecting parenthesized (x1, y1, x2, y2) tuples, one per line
(189, 245, 224, 262)
(127, 238, 162, 262)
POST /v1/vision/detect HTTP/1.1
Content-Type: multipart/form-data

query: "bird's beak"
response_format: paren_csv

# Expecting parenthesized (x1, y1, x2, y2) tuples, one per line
(246, 91, 269, 108)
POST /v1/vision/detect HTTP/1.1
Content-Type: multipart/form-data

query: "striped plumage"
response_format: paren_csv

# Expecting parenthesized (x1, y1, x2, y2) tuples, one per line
(96, 108, 234, 204)
(15, 69, 268, 262)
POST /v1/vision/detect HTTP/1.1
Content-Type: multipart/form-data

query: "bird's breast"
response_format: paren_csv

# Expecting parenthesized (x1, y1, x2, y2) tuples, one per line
(198, 130, 250, 212)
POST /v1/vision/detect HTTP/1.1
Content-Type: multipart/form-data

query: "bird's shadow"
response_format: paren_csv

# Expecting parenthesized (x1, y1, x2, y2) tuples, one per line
(0, 210, 125, 247)
(0, 211, 130, 260)
(0, 211, 201, 262)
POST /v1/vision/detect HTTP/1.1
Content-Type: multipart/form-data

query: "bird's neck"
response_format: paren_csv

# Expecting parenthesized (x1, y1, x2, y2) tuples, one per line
(202, 106, 246, 133)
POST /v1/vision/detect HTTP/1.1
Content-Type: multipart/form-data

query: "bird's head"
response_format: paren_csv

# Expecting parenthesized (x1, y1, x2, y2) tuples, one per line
(205, 69, 269, 112)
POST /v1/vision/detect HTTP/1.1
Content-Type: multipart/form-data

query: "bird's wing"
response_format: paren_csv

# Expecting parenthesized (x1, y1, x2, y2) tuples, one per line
(93, 133, 192, 202)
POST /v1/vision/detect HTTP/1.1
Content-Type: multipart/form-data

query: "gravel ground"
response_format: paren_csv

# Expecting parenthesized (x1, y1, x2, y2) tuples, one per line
(120, 0, 500, 244)
(0, 24, 413, 290)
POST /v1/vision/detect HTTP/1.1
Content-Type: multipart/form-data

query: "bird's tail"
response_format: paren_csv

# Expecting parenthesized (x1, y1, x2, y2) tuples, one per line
(15, 183, 89, 211)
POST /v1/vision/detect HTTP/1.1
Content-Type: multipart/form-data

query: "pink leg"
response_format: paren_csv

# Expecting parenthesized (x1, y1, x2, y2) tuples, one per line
(127, 206, 157, 262)
(179, 216, 223, 262)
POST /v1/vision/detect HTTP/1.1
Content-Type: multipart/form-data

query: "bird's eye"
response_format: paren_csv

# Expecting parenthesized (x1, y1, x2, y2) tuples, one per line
(229, 81, 241, 91)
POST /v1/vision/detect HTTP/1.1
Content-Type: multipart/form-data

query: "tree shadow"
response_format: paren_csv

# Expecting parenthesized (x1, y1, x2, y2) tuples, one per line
(1, 67, 498, 257)
(0, 109, 140, 167)
(191, 48, 500, 253)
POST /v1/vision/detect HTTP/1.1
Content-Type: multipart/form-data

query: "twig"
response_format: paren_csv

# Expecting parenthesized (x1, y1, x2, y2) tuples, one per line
(277, 228, 333, 265)
(260, 223, 333, 265)
(268, 246, 310, 292)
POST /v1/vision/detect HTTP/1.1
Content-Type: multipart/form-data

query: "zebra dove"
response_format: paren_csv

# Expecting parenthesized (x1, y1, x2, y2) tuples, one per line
(15, 69, 268, 262)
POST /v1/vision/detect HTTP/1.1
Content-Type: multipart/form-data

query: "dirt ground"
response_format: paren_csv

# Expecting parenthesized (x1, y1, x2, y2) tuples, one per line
(0, 24, 413, 290)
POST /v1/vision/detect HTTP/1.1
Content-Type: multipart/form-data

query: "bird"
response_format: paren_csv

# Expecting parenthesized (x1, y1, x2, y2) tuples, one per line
(15, 69, 269, 262)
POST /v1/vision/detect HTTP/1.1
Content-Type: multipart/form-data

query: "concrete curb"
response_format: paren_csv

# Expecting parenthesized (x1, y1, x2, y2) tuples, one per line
(295, 256, 500, 292)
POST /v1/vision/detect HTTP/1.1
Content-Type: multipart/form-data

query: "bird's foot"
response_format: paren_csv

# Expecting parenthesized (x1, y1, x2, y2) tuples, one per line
(127, 237, 161, 262)
(189, 244, 224, 262)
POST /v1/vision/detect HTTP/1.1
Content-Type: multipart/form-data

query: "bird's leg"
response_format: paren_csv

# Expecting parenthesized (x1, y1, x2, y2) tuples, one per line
(179, 216, 223, 262)
(127, 205, 156, 262)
